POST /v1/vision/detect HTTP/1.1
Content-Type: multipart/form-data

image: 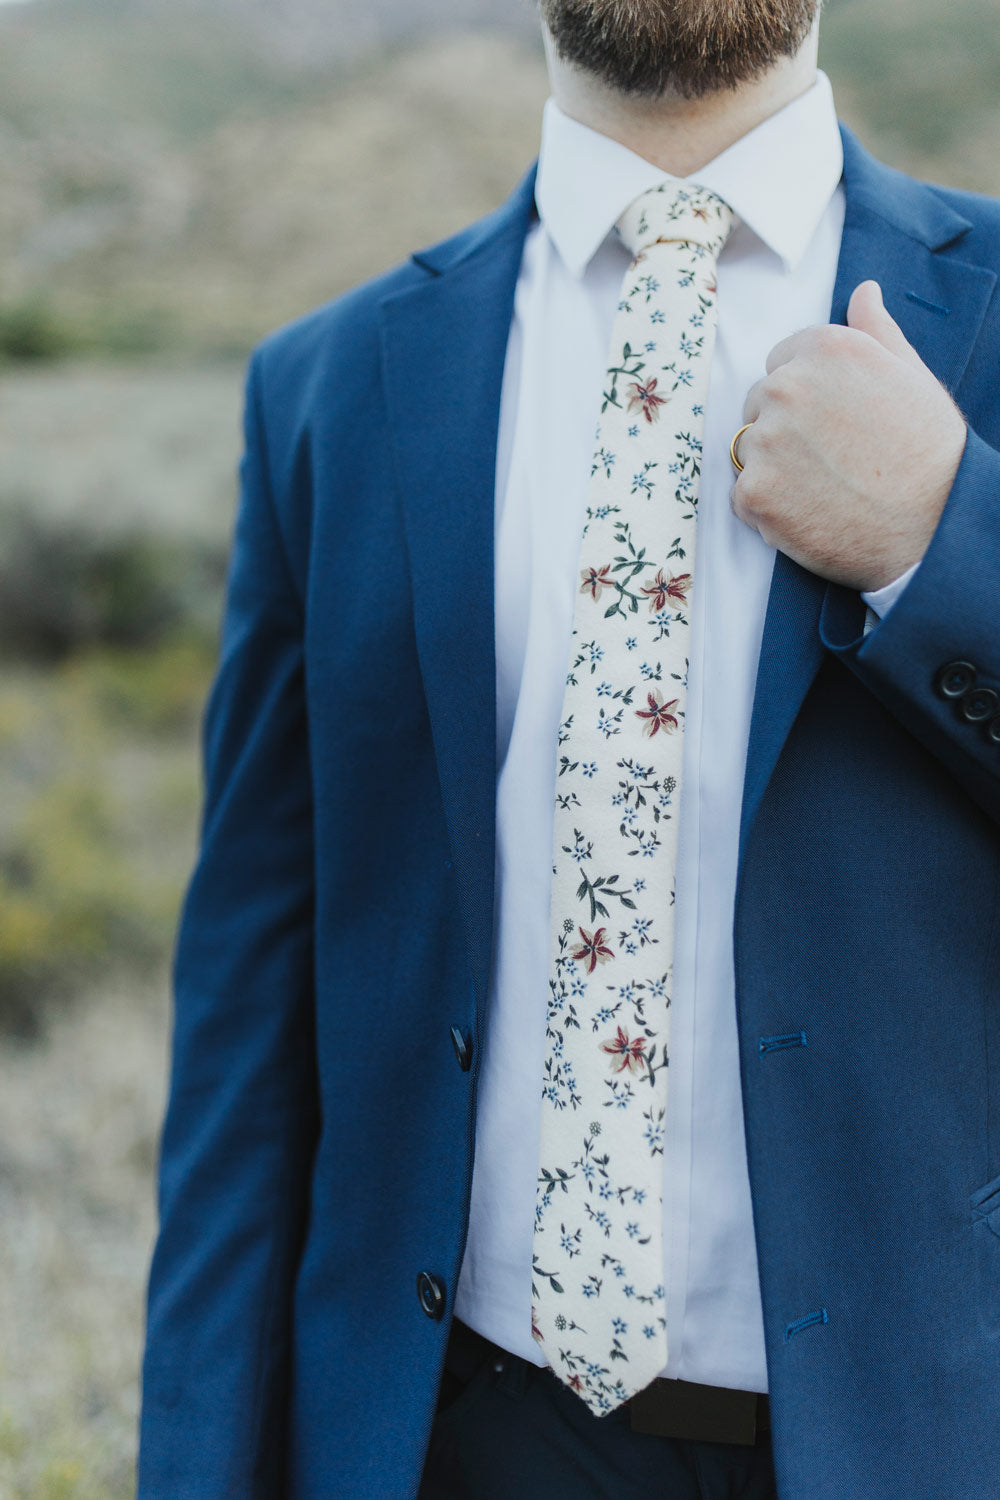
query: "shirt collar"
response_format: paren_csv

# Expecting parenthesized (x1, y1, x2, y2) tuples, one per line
(535, 71, 844, 277)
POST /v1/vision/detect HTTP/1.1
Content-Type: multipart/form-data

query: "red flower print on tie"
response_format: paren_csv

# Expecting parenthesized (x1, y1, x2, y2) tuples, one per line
(640, 569, 691, 612)
(626, 377, 667, 424)
(600, 1026, 648, 1075)
(570, 926, 615, 973)
(581, 564, 614, 602)
(636, 689, 679, 738)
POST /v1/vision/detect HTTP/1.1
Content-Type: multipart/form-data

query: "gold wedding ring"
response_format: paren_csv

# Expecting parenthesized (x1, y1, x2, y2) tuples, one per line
(730, 422, 754, 474)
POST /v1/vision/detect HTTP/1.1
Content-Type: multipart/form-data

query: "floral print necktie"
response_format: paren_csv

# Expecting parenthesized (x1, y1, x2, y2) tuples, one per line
(532, 183, 735, 1416)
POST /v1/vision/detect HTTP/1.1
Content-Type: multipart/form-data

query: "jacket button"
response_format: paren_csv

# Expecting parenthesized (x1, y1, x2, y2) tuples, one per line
(417, 1271, 446, 1321)
(988, 717, 1000, 745)
(961, 686, 999, 723)
(450, 1026, 473, 1072)
(935, 661, 977, 699)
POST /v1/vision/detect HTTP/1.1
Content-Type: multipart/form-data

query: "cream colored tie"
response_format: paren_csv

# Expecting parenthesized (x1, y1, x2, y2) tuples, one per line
(532, 183, 734, 1416)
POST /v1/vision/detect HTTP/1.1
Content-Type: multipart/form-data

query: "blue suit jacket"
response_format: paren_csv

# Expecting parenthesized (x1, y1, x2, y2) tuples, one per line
(138, 128, 1000, 1499)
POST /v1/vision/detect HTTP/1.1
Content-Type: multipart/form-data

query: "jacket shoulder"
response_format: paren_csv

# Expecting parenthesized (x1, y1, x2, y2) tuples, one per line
(249, 256, 429, 401)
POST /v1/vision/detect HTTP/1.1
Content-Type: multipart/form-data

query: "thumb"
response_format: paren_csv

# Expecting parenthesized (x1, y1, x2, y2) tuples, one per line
(847, 280, 924, 369)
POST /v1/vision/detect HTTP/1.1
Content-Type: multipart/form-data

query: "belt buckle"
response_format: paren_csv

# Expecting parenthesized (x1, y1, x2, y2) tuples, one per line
(629, 1377, 760, 1446)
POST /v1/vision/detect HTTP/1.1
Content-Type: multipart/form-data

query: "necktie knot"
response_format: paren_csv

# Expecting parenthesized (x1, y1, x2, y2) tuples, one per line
(616, 182, 734, 263)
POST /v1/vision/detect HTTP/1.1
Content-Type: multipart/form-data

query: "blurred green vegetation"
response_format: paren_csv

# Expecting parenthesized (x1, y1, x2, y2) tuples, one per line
(0, 0, 328, 145)
(0, 301, 173, 364)
(0, 504, 227, 658)
(0, 496, 226, 1033)
(820, 0, 1000, 160)
(0, 1406, 126, 1500)
(0, 632, 217, 1038)
(0, 302, 78, 363)
(0, 5, 549, 363)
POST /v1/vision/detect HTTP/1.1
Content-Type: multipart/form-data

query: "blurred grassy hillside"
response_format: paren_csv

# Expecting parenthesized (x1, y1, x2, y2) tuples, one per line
(0, 0, 545, 358)
(0, 0, 998, 1495)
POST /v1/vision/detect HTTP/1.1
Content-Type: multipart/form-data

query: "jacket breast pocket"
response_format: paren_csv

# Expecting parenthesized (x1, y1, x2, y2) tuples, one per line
(971, 1174, 1000, 1239)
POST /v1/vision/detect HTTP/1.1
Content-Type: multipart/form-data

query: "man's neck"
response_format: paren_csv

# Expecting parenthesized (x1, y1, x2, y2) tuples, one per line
(543, 21, 820, 178)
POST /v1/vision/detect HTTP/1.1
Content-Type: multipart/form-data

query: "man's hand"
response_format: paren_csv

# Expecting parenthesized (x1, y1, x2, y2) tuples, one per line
(731, 280, 968, 592)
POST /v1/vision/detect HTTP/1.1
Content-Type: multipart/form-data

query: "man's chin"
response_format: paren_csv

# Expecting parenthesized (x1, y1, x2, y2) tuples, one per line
(538, 0, 820, 100)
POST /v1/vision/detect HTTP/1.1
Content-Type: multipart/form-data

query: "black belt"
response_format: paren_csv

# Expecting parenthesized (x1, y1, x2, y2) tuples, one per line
(445, 1319, 769, 1447)
(629, 1373, 769, 1445)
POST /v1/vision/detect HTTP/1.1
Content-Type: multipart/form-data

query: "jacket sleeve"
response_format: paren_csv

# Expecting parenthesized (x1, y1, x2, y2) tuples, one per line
(820, 426, 1000, 824)
(138, 351, 318, 1498)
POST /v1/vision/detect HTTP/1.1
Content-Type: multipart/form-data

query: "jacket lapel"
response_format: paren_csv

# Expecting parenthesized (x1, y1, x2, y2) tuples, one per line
(738, 127, 996, 865)
(379, 171, 537, 1014)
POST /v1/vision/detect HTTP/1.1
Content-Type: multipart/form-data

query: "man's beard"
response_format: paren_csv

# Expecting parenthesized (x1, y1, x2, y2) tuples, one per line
(539, 0, 820, 99)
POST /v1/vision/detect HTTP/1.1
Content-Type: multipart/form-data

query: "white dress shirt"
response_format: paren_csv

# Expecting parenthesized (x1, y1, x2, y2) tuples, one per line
(454, 73, 907, 1394)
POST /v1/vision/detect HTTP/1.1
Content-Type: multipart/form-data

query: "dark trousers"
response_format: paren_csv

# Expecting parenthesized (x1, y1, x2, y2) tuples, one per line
(419, 1326, 778, 1500)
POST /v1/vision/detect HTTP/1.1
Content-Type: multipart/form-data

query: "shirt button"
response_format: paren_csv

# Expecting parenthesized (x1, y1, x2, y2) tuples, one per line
(935, 661, 977, 699)
(961, 686, 999, 723)
(450, 1026, 473, 1071)
(417, 1271, 447, 1321)
(988, 716, 1000, 745)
